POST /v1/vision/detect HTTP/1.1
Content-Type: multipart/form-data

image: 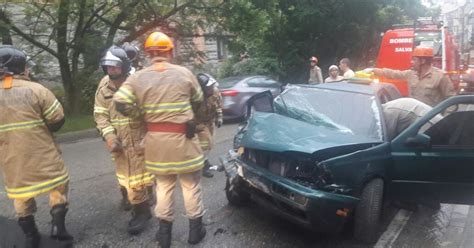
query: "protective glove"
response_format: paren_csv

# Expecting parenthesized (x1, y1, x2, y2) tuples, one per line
(216, 118, 223, 128)
(106, 137, 123, 153)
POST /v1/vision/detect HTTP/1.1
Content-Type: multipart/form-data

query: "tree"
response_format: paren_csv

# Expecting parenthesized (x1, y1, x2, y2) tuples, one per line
(219, 0, 429, 82)
(0, 0, 224, 114)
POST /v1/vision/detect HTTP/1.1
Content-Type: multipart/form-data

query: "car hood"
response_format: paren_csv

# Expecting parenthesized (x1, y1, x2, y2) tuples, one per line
(240, 112, 381, 154)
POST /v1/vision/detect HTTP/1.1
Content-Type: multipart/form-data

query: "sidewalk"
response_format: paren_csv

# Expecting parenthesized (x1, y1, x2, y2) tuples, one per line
(55, 128, 99, 143)
(376, 204, 474, 248)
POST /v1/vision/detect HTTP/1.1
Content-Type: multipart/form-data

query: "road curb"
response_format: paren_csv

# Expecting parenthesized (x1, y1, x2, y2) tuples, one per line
(55, 128, 99, 143)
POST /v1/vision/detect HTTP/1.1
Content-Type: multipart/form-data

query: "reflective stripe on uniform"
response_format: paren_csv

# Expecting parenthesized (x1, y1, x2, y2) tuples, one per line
(115, 87, 136, 104)
(192, 89, 203, 102)
(199, 141, 209, 150)
(142, 101, 191, 114)
(145, 155, 204, 173)
(111, 118, 139, 127)
(94, 106, 110, 116)
(0, 119, 44, 133)
(44, 100, 61, 119)
(102, 126, 115, 136)
(117, 172, 155, 187)
(5, 173, 69, 199)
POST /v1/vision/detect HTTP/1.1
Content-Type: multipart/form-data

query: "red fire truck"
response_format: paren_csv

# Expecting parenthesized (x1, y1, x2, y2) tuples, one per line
(375, 17, 461, 96)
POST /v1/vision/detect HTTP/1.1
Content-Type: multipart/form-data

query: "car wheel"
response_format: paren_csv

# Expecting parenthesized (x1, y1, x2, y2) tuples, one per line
(354, 178, 384, 244)
(225, 177, 250, 206)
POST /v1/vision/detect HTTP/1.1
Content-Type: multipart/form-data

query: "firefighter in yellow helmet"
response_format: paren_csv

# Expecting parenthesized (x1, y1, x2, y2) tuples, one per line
(0, 46, 72, 248)
(366, 46, 455, 106)
(94, 45, 154, 235)
(113, 32, 206, 248)
(195, 73, 223, 178)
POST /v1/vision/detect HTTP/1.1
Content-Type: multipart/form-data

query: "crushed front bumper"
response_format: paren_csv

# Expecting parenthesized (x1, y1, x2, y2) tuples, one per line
(221, 150, 360, 233)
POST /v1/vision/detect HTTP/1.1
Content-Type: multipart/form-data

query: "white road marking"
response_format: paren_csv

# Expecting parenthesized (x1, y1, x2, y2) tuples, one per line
(374, 209, 412, 248)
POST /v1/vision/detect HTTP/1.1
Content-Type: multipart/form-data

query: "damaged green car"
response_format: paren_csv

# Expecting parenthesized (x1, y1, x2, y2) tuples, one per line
(221, 82, 474, 243)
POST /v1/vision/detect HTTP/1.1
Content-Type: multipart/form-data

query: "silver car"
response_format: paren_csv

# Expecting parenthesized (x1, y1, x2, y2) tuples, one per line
(218, 75, 283, 120)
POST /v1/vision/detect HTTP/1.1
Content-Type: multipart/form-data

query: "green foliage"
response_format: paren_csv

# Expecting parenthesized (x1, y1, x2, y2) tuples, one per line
(2, 0, 224, 114)
(216, 57, 279, 79)
(219, 0, 430, 83)
(77, 70, 103, 115)
(50, 85, 66, 107)
(57, 114, 95, 134)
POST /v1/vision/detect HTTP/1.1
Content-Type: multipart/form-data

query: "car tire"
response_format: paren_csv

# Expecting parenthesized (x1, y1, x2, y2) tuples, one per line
(354, 178, 384, 244)
(225, 177, 250, 206)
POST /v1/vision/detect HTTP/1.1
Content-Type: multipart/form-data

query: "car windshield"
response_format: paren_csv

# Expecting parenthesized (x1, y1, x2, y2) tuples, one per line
(274, 86, 383, 141)
(218, 76, 245, 89)
(414, 31, 442, 56)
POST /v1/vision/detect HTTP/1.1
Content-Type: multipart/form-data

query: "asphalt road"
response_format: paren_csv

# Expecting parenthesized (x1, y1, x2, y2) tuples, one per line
(2, 122, 470, 248)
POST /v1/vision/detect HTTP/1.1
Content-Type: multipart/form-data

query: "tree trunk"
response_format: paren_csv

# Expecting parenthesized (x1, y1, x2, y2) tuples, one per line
(58, 57, 78, 114)
(57, 0, 79, 114)
(0, 21, 12, 45)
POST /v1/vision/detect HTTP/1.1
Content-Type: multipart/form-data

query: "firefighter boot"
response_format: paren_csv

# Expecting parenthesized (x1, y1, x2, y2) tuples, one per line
(156, 219, 172, 248)
(50, 204, 74, 242)
(202, 159, 214, 178)
(18, 215, 41, 248)
(127, 201, 152, 235)
(120, 186, 132, 211)
(188, 216, 206, 244)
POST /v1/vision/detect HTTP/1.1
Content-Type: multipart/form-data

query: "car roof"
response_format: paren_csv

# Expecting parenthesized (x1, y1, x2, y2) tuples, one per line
(298, 81, 396, 95)
(220, 76, 248, 82)
(220, 75, 267, 81)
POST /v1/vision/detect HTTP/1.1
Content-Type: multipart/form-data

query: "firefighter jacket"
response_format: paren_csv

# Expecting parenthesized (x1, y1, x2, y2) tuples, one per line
(382, 98, 441, 141)
(113, 57, 205, 175)
(0, 75, 69, 199)
(376, 67, 455, 107)
(195, 87, 222, 151)
(94, 76, 154, 188)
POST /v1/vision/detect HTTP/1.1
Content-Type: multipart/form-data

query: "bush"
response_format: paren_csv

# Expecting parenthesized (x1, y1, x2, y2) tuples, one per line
(78, 70, 103, 114)
(217, 57, 279, 79)
(50, 85, 66, 108)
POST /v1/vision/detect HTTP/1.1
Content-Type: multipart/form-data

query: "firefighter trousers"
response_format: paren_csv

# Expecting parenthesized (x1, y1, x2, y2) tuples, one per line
(154, 170, 204, 222)
(119, 182, 151, 205)
(13, 183, 68, 218)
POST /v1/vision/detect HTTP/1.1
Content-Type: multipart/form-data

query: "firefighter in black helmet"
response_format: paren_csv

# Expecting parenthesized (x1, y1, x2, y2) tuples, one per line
(94, 45, 154, 235)
(0, 45, 72, 248)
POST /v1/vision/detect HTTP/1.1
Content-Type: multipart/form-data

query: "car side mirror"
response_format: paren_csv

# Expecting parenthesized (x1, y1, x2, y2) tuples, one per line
(404, 133, 431, 149)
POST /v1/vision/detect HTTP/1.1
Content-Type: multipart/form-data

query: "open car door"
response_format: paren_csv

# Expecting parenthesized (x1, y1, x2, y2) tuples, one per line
(234, 90, 274, 149)
(244, 90, 274, 120)
(389, 95, 474, 204)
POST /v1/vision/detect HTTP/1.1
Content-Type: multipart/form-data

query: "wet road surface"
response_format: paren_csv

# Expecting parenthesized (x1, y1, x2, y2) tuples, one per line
(0, 123, 472, 248)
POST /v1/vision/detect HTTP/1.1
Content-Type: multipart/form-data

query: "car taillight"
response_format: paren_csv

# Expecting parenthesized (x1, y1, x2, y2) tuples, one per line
(221, 90, 239, 96)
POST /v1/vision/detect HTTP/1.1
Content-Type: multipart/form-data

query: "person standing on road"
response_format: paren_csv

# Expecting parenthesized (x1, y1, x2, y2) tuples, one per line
(324, 65, 344, 83)
(94, 45, 154, 235)
(195, 73, 223, 178)
(0, 46, 73, 248)
(121, 42, 143, 71)
(339, 58, 355, 79)
(308, 56, 323, 84)
(113, 31, 207, 248)
(366, 46, 455, 107)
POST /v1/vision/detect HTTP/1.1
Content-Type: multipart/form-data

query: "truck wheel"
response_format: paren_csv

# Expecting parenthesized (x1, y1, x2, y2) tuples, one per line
(354, 178, 384, 243)
(225, 178, 250, 206)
